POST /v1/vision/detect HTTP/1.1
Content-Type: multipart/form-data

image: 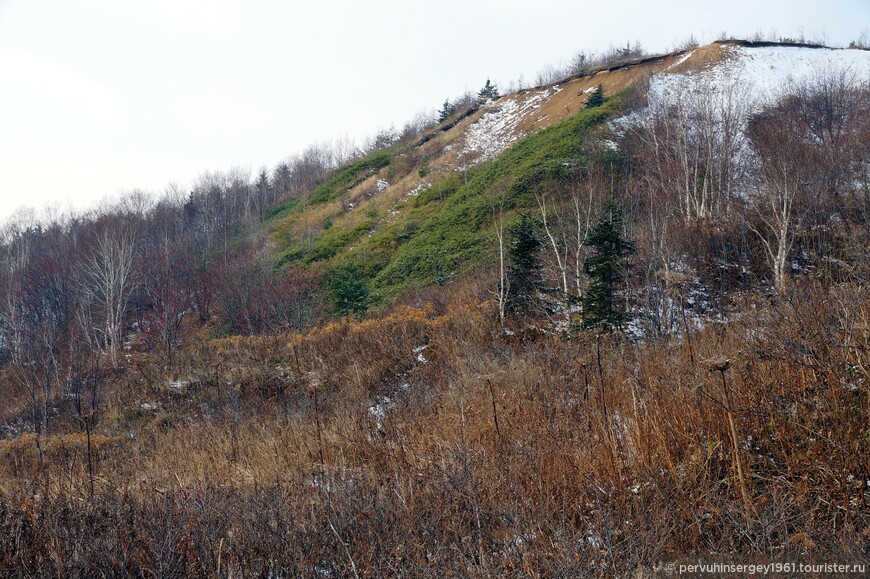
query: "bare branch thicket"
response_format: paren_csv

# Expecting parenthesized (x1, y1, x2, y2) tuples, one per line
(791, 69, 870, 276)
(0, 218, 79, 461)
(642, 74, 751, 223)
(745, 69, 870, 291)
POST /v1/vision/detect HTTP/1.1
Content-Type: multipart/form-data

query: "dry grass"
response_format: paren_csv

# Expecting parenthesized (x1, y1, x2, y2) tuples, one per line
(0, 279, 867, 576)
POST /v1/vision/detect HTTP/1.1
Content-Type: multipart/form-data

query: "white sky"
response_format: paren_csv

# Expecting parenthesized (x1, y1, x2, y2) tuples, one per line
(0, 0, 866, 220)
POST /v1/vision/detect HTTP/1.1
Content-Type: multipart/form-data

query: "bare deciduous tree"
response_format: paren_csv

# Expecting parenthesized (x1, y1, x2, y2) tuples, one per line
(78, 222, 138, 367)
(535, 188, 570, 298)
(487, 181, 511, 324)
(746, 96, 811, 292)
(1, 217, 77, 463)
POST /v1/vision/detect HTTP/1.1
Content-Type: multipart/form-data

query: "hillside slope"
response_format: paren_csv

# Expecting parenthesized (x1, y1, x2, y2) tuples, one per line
(268, 40, 870, 306)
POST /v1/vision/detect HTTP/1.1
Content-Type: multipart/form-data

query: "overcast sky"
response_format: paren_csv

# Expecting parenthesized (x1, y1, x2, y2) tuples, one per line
(0, 0, 867, 220)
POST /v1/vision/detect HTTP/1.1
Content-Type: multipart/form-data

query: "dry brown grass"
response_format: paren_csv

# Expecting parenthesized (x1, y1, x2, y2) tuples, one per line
(0, 278, 867, 576)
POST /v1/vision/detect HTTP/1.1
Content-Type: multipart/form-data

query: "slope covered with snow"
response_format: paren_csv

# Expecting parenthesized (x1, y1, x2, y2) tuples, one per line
(460, 86, 562, 165)
(651, 44, 870, 112)
(607, 43, 870, 161)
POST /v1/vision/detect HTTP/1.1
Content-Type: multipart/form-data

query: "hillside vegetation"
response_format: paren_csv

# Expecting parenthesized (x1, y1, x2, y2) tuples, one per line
(0, 40, 869, 576)
(270, 100, 618, 303)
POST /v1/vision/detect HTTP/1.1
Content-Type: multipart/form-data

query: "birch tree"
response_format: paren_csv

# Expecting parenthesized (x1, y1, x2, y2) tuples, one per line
(535, 189, 570, 297)
(78, 223, 138, 367)
(745, 95, 812, 292)
(532, 173, 601, 321)
(487, 180, 511, 324)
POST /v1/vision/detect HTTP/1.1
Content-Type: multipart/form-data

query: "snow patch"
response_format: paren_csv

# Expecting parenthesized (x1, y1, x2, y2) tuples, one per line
(369, 395, 394, 429)
(653, 45, 870, 109)
(461, 86, 562, 164)
(406, 182, 430, 197)
(667, 49, 696, 70)
(413, 344, 428, 364)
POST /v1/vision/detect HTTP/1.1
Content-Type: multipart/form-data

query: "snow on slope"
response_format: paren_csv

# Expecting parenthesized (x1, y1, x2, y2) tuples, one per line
(651, 44, 870, 107)
(460, 44, 870, 169)
(460, 86, 562, 164)
(610, 44, 870, 147)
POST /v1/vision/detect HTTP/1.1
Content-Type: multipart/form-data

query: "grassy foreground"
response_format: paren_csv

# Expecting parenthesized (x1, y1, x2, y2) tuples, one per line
(1, 279, 867, 576)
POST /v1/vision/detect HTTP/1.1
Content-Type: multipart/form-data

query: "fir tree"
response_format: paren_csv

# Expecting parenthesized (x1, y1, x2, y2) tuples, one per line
(586, 84, 604, 108)
(570, 51, 590, 75)
(328, 263, 369, 316)
(477, 78, 500, 102)
(507, 213, 543, 315)
(582, 200, 633, 331)
(437, 99, 455, 123)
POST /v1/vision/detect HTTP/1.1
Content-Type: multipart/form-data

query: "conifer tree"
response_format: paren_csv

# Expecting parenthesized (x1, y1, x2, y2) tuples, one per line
(477, 78, 500, 102)
(437, 99, 456, 123)
(570, 51, 590, 75)
(507, 213, 543, 315)
(328, 263, 369, 316)
(586, 84, 605, 108)
(582, 200, 633, 331)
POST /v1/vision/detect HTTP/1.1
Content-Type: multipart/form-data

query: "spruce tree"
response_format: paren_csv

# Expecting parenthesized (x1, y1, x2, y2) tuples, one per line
(570, 51, 589, 75)
(477, 78, 500, 102)
(586, 84, 605, 108)
(582, 200, 633, 331)
(328, 263, 369, 316)
(437, 99, 455, 123)
(507, 213, 543, 315)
